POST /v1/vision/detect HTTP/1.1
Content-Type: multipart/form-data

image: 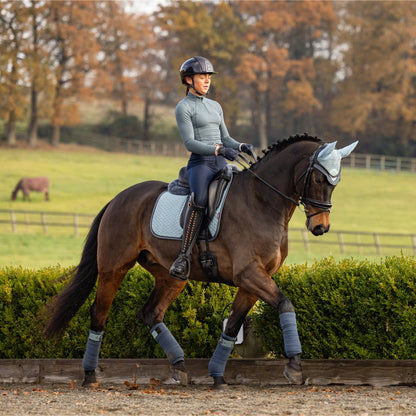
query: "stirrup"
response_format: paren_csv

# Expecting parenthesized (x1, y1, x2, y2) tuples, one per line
(169, 254, 190, 281)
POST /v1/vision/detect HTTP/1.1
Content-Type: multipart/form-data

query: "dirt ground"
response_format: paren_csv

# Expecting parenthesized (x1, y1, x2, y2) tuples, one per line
(1, 382, 416, 416)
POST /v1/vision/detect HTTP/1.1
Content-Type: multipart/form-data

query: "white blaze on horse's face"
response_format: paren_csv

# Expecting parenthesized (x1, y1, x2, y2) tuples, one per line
(316, 141, 358, 185)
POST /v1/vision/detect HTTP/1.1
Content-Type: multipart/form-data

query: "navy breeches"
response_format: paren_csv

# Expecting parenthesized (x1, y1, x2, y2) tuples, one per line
(187, 154, 227, 207)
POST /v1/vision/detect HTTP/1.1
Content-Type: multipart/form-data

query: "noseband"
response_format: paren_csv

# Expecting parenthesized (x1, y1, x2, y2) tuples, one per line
(238, 146, 334, 219)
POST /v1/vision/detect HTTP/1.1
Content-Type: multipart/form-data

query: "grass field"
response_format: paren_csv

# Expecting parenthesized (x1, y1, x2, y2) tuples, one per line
(1, 145, 415, 268)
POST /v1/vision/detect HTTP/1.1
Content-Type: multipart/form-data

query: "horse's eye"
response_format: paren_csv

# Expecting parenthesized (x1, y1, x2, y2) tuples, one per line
(314, 172, 324, 184)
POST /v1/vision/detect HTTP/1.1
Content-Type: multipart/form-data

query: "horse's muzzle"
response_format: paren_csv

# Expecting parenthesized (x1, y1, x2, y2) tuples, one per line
(310, 223, 330, 236)
(306, 212, 330, 236)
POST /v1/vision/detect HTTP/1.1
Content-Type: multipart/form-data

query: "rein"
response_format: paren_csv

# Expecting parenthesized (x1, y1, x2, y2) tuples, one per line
(237, 154, 300, 207)
(236, 148, 332, 218)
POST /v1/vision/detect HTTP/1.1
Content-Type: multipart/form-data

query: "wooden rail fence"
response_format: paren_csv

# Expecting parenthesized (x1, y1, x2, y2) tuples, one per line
(70, 137, 416, 173)
(0, 209, 94, 237)
(1, 209, 415, 256)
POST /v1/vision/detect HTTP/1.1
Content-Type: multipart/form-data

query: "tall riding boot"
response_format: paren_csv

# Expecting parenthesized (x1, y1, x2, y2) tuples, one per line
(170, 196, 205, 281)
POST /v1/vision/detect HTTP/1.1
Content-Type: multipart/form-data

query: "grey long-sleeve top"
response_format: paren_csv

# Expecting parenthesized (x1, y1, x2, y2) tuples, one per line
(175, 93, 241, 155)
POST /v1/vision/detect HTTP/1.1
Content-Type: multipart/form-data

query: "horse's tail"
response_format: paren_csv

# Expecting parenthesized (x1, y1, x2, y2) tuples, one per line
(11, 179, 23, 200)
(44, 202, 110, 338)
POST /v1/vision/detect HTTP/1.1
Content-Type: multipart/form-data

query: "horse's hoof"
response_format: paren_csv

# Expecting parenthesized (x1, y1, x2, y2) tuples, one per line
(82, 370, 97, 387)
(213, 376, 228, 390)
(171, 361, 188, 385)
(284, 363, 303, 385)
(171, 368, 188, 385)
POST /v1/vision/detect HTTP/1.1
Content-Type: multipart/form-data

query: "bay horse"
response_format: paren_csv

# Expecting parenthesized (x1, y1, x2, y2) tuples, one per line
(11, 177, 50, 201)
(44, 134, 357, 388)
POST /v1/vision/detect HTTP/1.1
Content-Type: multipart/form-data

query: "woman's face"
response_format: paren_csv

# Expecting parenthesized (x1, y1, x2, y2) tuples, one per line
(187, 73, 211, 95)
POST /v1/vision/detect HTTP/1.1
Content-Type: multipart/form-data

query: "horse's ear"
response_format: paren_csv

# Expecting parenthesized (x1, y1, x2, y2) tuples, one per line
(338, 141, 358, 159)
(317, 141, 337, 161)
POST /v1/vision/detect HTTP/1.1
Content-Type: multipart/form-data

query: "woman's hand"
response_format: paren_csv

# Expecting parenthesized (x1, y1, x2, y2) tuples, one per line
(240, 143, 256, 157)
(217, 146, 239, 161)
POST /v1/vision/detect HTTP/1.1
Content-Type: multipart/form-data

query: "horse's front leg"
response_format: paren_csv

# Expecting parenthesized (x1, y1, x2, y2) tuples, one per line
(237, 265, 303, 385)
(138, 265, 188, 385)
(209, 288, 258, 389)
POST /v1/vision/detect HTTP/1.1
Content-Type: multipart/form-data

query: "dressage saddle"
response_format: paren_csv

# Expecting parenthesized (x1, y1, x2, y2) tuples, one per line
(168, 164, 240, 229)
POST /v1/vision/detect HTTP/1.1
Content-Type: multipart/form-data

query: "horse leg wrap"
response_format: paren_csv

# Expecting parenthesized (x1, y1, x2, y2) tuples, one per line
(150, 323, 184, 365)
(82, 329, 103, 371)
(208, 333, 236, 377)
(279, 312, 302, 358)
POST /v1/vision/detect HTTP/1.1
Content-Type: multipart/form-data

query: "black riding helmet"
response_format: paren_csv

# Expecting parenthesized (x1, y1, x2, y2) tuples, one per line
(179, 56, 217, 86)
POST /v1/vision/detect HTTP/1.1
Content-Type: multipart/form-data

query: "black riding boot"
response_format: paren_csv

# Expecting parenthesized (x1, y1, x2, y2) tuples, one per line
(169, 197, 205, 281)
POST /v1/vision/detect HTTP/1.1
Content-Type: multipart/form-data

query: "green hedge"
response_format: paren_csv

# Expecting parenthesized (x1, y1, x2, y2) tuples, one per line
(252, 255, 416, 359)
(0, 256, 415, 359)
(0, 266, 236, 359)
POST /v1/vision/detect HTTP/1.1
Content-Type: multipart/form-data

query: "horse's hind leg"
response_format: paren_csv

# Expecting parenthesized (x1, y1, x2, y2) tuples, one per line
(138, 264, 188, 385)
(209, 288, 258, 389)
(82, 267, 132, 386)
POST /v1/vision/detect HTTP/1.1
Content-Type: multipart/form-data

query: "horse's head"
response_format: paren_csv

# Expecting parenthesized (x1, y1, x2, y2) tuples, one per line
(298, 141, 358, 236)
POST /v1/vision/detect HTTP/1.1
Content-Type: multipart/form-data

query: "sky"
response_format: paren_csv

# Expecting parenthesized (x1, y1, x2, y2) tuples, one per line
(126, 0, 169, 14)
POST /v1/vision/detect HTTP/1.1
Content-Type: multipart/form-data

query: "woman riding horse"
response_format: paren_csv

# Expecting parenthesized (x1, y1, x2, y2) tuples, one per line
(44, 132, 357, 387)
(170, 56, 255, 281)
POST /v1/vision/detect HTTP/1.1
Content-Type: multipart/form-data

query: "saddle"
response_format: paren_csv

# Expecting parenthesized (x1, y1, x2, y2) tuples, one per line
(166, 164, 240, 282)
(168, 164, 240, 227)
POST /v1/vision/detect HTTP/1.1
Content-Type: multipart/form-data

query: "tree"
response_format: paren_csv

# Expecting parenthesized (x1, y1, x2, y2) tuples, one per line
(94, 1, 141, 117)
(332, 1, 416, 155)
(45, 0, 100, 146)
(0, 1, 29, 146)
(236, 1, 336, 147)
(133, 13, 166, 141)
(25, 0, 51, 147)
(156, 1, 247, 133)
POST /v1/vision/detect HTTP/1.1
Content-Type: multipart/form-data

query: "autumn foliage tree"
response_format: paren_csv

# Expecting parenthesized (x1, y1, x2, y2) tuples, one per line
(0, 1, 29, 146)
(44, 0, 101, 146)
(94, 2, 141, 117)
(156, 1, 248, 132)
(236, 1, 336, 147)
(25, 0, 51, 147)
(332, 1, 416, 155)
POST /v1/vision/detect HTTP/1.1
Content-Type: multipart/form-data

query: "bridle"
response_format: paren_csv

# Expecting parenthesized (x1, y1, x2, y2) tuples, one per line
(237, 145, 335, 219)
(296, 145, 334, 218)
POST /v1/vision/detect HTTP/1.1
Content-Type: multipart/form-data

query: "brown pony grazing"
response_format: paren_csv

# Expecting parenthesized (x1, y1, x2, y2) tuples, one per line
(11, 177, 50, 201)
(44, 134, 358, 389)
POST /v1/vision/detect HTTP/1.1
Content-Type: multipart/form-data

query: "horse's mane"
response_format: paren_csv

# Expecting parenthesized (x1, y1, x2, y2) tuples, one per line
(250, 133, 323, 168)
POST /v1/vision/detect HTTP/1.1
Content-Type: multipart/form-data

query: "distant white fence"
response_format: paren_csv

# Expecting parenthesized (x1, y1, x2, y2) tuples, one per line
(1, 210, 415, 256)
(342, 153, 416, 173)
(79, 137, 416, 173)
(290, 228, 416, 257)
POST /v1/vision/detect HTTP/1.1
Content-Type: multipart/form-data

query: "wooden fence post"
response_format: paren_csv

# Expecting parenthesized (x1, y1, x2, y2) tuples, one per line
(337, 232, 345, 254)
(302, 229, 310, 253)
(41, 212, 47, 234)
(373, 233, 381, 255)
(74, 214, 79, 236)
(10, 211, 17, 233)
(356, 233, 362, 254)
(25, 211, 30, 232)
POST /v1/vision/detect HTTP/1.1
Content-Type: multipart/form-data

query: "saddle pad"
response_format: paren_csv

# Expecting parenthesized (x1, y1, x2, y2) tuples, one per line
(151, 180, 232, 241)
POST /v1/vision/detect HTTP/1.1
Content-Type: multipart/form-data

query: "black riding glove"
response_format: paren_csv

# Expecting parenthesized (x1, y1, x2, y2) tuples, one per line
(217, 146, 239, 161)
(240, 143, 256, 157)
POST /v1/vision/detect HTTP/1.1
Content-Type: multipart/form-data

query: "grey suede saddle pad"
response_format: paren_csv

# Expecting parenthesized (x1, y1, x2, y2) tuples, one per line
(150, 165, 238, 240)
